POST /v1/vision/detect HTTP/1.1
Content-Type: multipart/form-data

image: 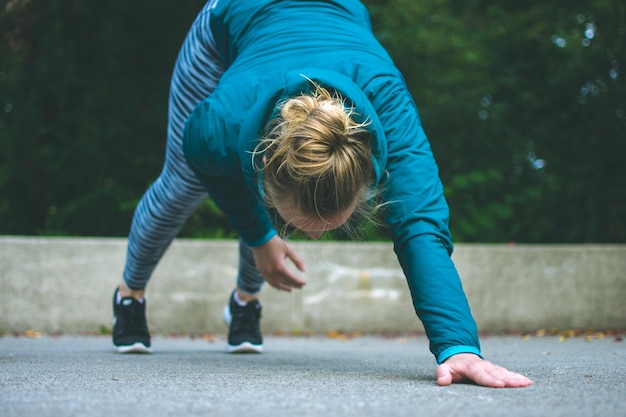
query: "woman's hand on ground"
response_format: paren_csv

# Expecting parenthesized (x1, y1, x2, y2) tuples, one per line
(435, 353, 533, 388)
(251, 235, 307, 292)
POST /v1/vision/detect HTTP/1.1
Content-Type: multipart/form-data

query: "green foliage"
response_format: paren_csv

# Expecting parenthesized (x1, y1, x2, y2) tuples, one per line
(1, 0, 624, 242)
(1, 0, 205, 235)
(366, 0, 626, 242)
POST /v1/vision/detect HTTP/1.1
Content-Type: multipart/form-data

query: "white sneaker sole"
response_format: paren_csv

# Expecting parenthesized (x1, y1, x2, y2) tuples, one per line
(115, 342, 153, 354)
(226, 341, 263, 353)
(222, 305, 263, 354)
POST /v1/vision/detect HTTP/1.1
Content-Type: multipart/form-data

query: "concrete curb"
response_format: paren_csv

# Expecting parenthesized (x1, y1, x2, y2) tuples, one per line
(1, 236, 624, 335)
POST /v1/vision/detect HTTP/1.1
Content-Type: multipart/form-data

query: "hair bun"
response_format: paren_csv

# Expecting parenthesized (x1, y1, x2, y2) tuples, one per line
(255, 83, 374, 220)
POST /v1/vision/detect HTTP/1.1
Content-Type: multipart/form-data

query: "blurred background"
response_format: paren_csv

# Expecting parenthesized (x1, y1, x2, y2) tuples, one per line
(1, 0, 624, 243)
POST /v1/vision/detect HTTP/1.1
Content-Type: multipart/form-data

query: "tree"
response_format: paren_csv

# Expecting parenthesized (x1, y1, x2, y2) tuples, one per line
(365, 0, 626, 242)
(0, 0, 207, 235)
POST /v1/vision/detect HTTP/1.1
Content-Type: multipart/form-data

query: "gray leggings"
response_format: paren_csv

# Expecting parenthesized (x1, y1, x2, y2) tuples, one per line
(123, 0, 264, 295)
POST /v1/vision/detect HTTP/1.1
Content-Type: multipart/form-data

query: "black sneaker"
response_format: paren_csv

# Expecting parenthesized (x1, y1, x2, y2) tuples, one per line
(222, 291, 263, 353)
(112, 288, 152, 353)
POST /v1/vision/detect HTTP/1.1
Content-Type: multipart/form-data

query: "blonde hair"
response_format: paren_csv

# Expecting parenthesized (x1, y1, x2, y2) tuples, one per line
(255, 83, 375, 234)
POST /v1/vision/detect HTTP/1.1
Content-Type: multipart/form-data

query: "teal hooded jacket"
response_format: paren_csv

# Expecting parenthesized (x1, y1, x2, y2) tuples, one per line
(182, 0, 481, 364)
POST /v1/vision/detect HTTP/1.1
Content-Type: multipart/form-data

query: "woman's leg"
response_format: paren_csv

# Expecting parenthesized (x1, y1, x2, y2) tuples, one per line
(121, 0, 225, 293)
(236, 237, 265, 298)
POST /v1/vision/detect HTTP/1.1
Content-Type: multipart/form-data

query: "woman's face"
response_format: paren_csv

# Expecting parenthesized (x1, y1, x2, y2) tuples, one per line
(274, 203, 355, 240)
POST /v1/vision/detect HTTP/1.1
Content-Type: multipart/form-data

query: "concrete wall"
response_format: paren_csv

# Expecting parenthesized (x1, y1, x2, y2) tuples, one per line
(1, 236, 624, 335)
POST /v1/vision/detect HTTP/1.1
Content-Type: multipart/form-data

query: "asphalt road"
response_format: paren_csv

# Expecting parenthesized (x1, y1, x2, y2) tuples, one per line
(1, 333, 624, 417)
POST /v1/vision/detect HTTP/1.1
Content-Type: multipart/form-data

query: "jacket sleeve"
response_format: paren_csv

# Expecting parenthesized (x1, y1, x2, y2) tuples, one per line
(367, 75, 482, 363)
(182, 99, 276, 247)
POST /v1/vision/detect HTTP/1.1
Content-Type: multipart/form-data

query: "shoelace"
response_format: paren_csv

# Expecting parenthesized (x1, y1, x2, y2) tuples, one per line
(232, 306, 261, 333)
(121, 302, 147, 334)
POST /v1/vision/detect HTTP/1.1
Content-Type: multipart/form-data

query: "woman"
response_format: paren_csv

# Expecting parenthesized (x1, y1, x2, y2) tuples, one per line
(112, 0, 532, 388)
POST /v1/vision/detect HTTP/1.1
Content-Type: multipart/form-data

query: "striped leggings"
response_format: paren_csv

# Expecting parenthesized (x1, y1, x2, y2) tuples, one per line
(122, 0, 264, 295)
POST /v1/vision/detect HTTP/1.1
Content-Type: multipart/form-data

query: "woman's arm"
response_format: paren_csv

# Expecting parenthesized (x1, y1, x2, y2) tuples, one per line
(371, 76, 532, 387)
